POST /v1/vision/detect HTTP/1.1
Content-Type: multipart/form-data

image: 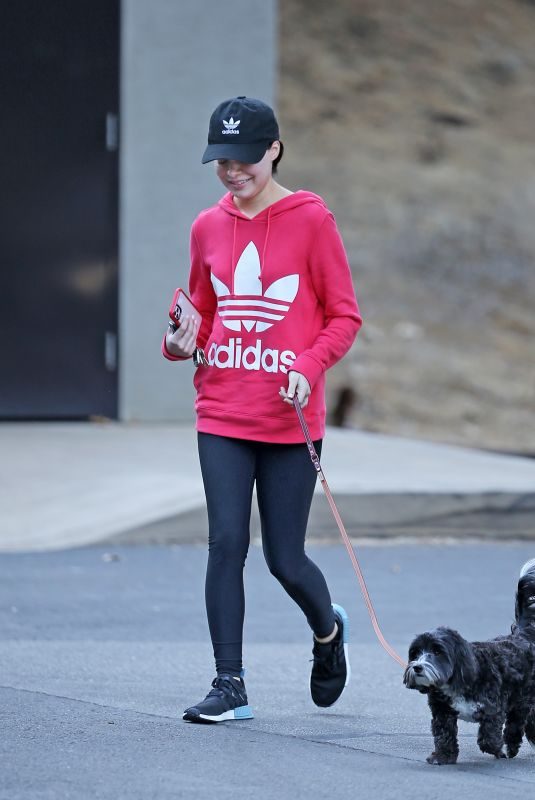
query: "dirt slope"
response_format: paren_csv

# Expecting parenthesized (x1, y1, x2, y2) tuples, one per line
(278, 0, 535, 453)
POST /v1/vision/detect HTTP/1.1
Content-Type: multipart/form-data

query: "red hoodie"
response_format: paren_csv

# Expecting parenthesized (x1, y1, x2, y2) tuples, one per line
(164, 190, 362, 443)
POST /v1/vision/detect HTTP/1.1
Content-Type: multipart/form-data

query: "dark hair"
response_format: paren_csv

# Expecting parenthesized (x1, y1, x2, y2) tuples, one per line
(269, 141, 284, 174)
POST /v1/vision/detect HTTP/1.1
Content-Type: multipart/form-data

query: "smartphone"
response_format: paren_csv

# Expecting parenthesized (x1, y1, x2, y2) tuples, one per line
(168, 288, 202, 329)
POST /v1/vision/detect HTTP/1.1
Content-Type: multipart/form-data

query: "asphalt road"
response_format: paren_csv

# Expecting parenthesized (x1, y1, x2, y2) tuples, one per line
(2, 541, 535, 799)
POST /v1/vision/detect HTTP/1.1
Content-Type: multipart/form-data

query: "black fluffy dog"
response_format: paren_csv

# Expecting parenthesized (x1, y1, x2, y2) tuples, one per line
(403, 559, 535, 765)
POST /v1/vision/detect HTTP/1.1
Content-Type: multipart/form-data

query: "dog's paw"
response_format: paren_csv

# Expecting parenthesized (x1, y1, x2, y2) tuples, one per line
(507, 746, 519, 759)
(426, 751, 457, 765)
(494, 750, 507, 759)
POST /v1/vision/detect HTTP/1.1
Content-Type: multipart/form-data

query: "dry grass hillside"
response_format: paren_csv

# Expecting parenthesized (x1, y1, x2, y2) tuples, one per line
(278, 0, 535, 454)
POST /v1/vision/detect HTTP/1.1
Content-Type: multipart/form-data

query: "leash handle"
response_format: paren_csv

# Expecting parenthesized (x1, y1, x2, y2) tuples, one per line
(293, 396, 407, 669)
(293, 397, 323, 477)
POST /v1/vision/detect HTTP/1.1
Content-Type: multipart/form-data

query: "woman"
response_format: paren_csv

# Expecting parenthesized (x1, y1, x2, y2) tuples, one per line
(163, 96, 362, 723)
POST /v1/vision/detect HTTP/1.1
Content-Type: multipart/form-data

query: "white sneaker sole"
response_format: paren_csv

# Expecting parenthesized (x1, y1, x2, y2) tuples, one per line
(183, 704, 254, 723)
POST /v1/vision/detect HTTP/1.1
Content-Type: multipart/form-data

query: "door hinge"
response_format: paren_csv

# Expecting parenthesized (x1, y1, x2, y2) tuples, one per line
(105, 112, 119, 151)
(105, 331, 117, 371)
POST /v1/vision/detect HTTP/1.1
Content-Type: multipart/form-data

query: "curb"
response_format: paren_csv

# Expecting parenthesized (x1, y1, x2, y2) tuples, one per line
(104, 491, 535, 546)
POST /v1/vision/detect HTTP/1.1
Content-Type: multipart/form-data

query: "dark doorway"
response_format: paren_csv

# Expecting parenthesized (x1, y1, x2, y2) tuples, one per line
(0, 1, 119, 418)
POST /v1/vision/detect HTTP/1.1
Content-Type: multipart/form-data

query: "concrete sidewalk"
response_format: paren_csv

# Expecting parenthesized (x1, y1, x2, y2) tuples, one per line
(1, 421, 534, 552)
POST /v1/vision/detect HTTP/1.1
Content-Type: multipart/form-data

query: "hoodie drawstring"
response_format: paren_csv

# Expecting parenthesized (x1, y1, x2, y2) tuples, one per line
(230, 207, 272, 291)
(261, 208, 272, 278)
(231, 215, 237, 294)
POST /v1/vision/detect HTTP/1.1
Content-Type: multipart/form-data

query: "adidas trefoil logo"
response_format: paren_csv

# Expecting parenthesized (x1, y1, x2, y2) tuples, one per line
(222, 117, 240, 135)
(211, 241, 299, 332)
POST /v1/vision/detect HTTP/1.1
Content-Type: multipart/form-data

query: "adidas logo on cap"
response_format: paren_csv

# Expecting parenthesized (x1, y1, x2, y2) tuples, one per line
(222, 117, 240, 135)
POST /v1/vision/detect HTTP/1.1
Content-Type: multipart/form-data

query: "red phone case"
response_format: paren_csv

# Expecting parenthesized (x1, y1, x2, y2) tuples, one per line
(168, 288, 202, 328)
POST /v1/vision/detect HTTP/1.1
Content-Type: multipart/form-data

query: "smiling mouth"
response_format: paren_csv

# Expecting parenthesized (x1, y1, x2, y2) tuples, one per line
(229, 178, 252, 187)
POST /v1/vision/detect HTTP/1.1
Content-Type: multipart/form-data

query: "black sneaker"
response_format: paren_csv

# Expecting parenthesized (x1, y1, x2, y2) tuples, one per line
(183, 674, 254, 724)
(310, 603, 350, 707)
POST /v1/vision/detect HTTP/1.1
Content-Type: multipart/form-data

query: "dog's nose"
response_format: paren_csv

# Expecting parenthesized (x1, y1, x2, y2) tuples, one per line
(413, 664, 423, 674)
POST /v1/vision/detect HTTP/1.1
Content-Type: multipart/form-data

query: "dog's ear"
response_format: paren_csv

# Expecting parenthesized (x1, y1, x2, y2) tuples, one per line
(445, 628, 477, 690)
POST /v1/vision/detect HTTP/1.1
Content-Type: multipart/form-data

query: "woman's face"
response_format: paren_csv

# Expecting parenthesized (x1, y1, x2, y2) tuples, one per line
(215, 142, 279, 201)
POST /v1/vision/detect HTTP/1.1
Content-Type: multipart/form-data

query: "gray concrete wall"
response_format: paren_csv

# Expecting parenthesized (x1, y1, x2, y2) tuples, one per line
(120, 0, 277, 421)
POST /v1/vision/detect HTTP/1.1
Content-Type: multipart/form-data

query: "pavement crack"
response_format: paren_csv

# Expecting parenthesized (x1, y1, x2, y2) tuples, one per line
(0, 684, 179, 722)
(217, 720, 535, 782)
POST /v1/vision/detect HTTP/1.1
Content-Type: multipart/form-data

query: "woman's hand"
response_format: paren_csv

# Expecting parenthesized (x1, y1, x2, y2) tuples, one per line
(165, 316, 199, 358)
(279, 370, 311, 408)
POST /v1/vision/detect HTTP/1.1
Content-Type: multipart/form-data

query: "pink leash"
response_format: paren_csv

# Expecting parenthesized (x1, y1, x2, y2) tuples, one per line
(293, 396, 407, 669)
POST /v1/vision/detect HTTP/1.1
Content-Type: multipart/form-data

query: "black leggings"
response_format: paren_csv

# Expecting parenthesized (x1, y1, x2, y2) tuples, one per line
(198, 432, 336, 676)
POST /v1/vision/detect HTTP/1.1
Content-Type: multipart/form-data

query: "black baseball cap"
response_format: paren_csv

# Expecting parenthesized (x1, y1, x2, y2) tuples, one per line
(202, 96, 280, 164)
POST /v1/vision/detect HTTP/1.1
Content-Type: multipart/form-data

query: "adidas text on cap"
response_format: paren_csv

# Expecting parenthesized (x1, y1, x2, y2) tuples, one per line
(202, 96, 280, 164)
